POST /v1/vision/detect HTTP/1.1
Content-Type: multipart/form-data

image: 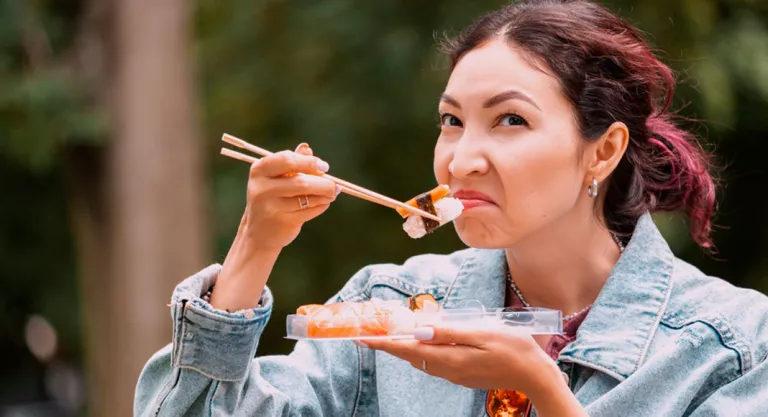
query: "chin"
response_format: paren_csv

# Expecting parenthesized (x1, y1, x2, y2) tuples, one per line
(452, 218, 512, 249)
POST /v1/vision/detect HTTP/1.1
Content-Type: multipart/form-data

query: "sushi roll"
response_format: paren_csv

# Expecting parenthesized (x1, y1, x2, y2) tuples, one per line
(296, 299, 417, 338)
(398, 185, 464, 239)
(408, 293, 440, 312)
(293, 297, 447, 338)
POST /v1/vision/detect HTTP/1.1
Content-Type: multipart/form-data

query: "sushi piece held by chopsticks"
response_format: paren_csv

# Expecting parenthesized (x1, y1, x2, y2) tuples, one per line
(399, 185, 464, 239)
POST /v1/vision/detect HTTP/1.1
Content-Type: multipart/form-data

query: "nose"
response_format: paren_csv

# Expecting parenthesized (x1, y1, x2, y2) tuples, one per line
(448, 135, 489, 179)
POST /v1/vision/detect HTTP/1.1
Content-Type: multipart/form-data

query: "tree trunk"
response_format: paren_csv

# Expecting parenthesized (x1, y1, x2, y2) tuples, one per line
(62, 2, 115, 414)
(64, 0, 208, 415)
(63, 144, 112, 416)
(106, 0, 208, 414)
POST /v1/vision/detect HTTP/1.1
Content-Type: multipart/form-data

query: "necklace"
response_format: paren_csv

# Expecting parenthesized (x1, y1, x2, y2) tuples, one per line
(506, 232, 626, 322)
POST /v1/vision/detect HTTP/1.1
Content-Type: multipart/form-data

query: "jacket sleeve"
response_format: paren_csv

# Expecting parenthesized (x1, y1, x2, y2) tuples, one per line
(133, 264, 365, 417)
(688, 355, 768, 417)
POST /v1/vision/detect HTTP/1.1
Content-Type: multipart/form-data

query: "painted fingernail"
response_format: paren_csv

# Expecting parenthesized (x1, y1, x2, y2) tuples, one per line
(336, 185, 342, 196)
(317, 160, 329, 172)
(414, 327, 434, 341)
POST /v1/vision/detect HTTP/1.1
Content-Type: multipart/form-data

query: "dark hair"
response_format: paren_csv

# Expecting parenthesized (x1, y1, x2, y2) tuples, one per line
(440, 0, 718, 250)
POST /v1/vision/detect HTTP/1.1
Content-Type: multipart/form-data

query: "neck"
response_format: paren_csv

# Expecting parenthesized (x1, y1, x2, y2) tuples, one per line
(504, 211, 622, 317)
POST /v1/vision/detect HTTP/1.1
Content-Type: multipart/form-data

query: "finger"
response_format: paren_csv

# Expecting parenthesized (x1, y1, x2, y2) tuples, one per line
(265, 174, 340, 199)
(362, 339, 423, 362)
(295, 143, 313, 156)
(380, 344, 457, 378)
(251, 150, 329, 178)
(280, 195, 336, 213)
(416, 323, 493, 347)
(408, 357, 450, 377)
(409, 358, 432, 374)
(365, 339, 452, 363)
(281, 144, 313, 178)
(366, 339, 466, 378)
(292, 203, 332, 223)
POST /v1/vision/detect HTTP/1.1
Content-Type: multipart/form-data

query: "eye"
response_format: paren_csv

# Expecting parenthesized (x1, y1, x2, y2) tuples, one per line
(497, 113, 528, 127)
(439, 113, 463, 128)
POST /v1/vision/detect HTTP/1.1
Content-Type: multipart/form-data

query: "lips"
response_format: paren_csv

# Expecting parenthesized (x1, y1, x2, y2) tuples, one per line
(452, 189, 497, 209)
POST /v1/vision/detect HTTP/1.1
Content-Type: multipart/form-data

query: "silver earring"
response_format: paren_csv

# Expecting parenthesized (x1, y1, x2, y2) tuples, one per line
(587, 177, 599, 198)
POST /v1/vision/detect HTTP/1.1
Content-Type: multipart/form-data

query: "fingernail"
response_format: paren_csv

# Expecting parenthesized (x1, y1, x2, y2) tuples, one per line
(336, 185, 342, 196)
(414, 327, 434, 341)
(353, 340, 367, 348)
(317, 160, 329, 172)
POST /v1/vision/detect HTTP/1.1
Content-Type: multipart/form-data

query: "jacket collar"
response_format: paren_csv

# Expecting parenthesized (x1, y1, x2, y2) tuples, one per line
(450, 212, 674, 381)
(558, 213, 674, 380)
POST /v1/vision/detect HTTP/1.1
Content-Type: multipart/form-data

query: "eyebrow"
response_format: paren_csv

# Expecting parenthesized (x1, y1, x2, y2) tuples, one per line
(440, 94, 462, 109)
(440, 90, 541, 112)
(484, 90, 541, 111)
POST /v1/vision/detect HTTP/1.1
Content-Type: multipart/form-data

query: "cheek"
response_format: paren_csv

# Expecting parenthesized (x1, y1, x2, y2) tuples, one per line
(497, 133, 582, 213)
(433, 139, 452, 183)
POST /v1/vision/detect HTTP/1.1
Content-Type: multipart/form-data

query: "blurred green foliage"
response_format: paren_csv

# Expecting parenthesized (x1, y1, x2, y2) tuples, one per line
(2, 0, 768, 411)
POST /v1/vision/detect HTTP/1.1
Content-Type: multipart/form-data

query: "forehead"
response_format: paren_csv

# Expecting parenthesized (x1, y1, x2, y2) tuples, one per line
(444, 38, 566, 109)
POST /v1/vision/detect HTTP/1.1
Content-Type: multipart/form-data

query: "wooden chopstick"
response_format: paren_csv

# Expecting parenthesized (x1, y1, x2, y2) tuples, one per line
(220, 134, 442, 222)
(220, 141, 437, 221)
(221, 148, 400, 210)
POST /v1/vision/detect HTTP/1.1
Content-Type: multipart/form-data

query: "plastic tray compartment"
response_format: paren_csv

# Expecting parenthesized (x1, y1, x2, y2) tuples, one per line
(285, 307, 563, 341)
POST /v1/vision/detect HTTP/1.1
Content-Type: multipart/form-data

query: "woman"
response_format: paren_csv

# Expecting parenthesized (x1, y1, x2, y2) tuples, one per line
(134, 1, 768, 416)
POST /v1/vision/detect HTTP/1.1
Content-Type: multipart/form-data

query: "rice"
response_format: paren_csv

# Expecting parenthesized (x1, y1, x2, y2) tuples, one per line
(402, 197, 464, 239)
(434, 197, 464, 224)
(403, 215, 427, 239)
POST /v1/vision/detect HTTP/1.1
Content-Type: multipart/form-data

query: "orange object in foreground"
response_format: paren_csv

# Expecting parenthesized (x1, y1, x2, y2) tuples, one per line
(296, 301, 409, 338)
(296, 304, 324, 316)
(486, 389, 533, 417)
(408, 293, 440, 312)
(395, 185, 452, 218)
(294, 295, 444, 339)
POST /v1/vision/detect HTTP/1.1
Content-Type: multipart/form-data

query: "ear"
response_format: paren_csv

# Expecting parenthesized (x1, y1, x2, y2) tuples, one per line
(585, 121, 629, 184)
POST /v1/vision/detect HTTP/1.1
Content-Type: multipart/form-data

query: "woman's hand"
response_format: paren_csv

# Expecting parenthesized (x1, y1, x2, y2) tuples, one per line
(211, 143, 339, 311)
(362, 323, 588, 416)
(242, 143, 340, 251)
(363, 323, 558, 393)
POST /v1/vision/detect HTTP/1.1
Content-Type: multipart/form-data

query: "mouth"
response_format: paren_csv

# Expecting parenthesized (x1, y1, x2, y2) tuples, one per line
(452, 189, 497, 209)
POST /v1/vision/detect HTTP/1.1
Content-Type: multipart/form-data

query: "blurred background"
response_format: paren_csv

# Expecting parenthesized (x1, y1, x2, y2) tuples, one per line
(1, 0, 767, 416)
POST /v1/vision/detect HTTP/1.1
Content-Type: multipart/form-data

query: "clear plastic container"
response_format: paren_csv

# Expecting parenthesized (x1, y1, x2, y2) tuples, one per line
(285, 302, 563, 341)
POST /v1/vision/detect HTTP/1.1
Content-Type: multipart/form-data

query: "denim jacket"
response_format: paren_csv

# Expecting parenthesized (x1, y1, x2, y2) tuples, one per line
(134, 213, 768, 416)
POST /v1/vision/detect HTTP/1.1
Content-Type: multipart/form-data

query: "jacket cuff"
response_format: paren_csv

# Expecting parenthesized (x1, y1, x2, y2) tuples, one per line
(168, 264, 274, 381)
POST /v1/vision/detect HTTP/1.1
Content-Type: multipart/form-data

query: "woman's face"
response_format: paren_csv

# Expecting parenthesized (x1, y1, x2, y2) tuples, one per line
(434, 38, 592, 248)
